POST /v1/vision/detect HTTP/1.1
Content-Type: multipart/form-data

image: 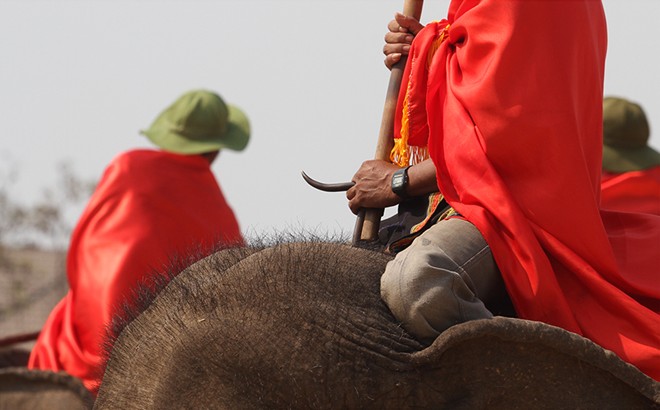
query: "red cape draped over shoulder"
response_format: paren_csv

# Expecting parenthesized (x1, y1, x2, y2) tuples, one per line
(397, 0, 659, 380)
(601, 166, 660, 216)
(28, 149, 244, 392)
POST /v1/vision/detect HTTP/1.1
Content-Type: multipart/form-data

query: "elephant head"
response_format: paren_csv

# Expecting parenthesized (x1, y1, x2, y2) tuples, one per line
(95, 242, 659, 409)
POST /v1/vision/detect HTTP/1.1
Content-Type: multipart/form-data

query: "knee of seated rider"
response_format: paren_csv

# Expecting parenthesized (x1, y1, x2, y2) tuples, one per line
(380, 257, 447, 342)
(380, 255, 406, 311)
(381, 246, 493, 342)
(380, 250, 441, 320)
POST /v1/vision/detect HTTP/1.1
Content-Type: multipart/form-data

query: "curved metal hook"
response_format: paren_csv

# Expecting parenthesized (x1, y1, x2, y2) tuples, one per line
(301, 171, 354, 192)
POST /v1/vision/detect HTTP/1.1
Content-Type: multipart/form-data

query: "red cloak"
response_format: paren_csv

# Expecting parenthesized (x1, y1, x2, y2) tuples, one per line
(28, 149, 244, 392)
(395, 0, 660, 380)
(601, 166, 660, 216)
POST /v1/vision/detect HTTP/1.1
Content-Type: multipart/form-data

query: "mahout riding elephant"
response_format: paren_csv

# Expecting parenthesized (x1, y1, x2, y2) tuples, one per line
(95, 241, 659, 409)
(0, 367, 93, 410)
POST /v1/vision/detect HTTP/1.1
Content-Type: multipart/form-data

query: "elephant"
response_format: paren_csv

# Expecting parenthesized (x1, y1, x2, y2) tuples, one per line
(0, 367, 94, 410)
(0, 347, 30, 369)
(0, 334, 94, 409)
(95, 241, 659, 409)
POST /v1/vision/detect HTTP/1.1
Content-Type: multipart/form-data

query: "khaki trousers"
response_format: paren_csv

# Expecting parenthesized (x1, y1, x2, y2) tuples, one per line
(381, 218, 510, 343)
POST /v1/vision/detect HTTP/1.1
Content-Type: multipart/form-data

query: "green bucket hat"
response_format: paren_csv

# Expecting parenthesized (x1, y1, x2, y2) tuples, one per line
(141, 89, 250, 154)
(602, 96, 660, 173)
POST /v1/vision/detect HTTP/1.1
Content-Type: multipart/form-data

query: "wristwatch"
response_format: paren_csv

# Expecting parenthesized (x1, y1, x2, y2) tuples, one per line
(391, 165, 411, 198)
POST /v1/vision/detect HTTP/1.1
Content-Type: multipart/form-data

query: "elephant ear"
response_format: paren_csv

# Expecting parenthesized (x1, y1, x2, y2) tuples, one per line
(410, 317, 659, 409)
(0, 367, 94, 410)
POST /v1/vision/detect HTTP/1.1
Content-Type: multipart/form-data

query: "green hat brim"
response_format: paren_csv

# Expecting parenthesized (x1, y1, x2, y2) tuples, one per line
(141, 104, 250, 154)
(602, 144, 660, 173)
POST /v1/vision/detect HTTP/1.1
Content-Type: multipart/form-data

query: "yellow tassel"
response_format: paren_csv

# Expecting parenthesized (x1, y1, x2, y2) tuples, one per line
(427, 24, 450, 69)
(390, 91, 412, 167)
(390, 24, 450, 167)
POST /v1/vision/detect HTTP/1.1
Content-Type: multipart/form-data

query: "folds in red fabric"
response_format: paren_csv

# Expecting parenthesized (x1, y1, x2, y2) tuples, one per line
(29, 149, 244, 392)
(601, 166, 660, 216)
(398, 0, 659, 380)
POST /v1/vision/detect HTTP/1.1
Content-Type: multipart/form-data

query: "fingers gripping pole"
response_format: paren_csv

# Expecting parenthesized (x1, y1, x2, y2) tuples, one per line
(354, 0, 424, 245)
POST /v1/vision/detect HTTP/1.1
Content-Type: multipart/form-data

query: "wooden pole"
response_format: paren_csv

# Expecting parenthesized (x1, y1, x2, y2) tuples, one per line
(353, 0, 424, 245)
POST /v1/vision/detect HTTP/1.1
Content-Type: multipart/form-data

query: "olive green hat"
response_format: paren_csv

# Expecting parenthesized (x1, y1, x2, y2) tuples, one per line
(602, 96, 660, 173)
(141, 89, 250, 154)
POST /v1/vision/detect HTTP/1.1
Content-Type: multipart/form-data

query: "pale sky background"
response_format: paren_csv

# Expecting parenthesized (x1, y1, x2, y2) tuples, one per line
(1, 0, 658, 245)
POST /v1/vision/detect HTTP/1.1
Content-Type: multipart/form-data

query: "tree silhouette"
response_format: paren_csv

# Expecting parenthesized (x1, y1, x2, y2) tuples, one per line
(0, 160, 96, 252)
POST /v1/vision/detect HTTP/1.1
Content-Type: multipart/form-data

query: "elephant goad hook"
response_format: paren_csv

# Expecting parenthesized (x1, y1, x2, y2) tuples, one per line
(300, 171, 354, 192)
(301, 171, 371, 247)
(303, 0, 424, 245)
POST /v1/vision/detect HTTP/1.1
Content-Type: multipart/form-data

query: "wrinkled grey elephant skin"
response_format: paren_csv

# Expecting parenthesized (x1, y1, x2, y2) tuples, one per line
(0, 367, 94, 410)
(95, 242, 659, 409)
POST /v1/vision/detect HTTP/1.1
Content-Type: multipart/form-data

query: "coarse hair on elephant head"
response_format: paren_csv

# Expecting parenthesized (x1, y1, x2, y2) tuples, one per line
(95, 240, 430, 409)
(95, 239, 660, 409)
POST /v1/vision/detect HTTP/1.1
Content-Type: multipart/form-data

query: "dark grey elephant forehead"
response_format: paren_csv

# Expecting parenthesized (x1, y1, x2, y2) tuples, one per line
(96, 241, 430, 409)
(96, 241, 660, 409)
(101, 244, 260, 360)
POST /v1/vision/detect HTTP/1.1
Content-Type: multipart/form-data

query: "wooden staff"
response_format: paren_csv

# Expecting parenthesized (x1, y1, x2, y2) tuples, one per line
(353, 0, 424, 245)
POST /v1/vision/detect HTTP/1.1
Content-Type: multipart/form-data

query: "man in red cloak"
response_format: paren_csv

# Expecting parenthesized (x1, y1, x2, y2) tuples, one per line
(600, 96, 660, 215)
(347, 1, 659, 381)
(28, 89, 248, 393)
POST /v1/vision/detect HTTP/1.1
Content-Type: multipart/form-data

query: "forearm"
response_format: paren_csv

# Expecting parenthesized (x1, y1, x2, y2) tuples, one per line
(347, 158, 439, 214)
(405, 159, 438, 197)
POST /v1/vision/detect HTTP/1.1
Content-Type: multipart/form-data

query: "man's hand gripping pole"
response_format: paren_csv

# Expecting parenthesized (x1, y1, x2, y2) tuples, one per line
(353, 0, 424, 245)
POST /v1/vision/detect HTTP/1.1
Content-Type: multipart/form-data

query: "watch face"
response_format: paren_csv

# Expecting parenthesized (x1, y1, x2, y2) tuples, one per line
(391, 167, 409, 197)
(392, 173, 405, 188)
